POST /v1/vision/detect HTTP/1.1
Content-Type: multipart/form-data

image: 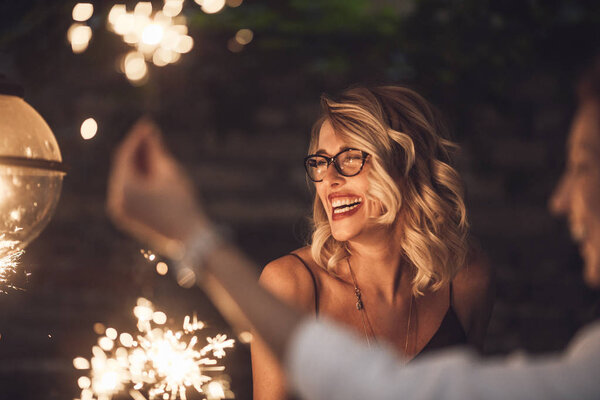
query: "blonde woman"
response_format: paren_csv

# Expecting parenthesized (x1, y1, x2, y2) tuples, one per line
(251, 86, 494, 400)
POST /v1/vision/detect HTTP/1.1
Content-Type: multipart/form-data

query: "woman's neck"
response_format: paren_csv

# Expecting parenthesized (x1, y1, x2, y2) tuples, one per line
(346, 226, 407, 303)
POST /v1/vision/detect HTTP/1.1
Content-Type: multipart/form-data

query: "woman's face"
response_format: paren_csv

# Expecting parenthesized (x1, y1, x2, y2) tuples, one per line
(550, 101, 600, 288)
(315, 120, 380, 242)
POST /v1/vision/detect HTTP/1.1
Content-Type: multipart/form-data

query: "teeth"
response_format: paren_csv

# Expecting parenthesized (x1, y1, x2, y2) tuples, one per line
(333, 204, 360, 214)
(331, 197, 362, 208)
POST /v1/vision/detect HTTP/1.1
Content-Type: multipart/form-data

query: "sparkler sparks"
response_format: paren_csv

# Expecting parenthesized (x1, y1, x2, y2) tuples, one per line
(0, 237, 26, 293)
(76, 298, 235, 400)
(67, 1, 250, 85)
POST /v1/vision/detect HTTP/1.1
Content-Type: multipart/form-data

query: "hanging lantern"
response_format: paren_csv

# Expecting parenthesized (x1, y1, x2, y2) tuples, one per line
(0, 74, 66, 260)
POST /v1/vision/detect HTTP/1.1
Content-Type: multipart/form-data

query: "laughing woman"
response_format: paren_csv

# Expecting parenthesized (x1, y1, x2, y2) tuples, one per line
(251, 86, 494, 400)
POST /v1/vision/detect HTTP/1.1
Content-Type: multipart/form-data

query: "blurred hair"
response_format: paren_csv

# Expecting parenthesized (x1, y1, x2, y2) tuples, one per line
(577, 55, 600, 103)
(308, 86, 469, 295)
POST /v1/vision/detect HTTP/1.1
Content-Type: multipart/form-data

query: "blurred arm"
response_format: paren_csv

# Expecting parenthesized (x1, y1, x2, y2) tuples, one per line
(106, 118, 303, 359)
(288, 318, 600, 400)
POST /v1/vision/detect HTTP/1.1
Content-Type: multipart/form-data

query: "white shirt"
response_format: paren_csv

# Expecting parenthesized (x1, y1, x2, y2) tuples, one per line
(286, 318, 600, 400)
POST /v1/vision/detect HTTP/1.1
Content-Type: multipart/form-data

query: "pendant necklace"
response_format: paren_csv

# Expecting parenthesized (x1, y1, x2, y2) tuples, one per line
(347, 259, 414, 355)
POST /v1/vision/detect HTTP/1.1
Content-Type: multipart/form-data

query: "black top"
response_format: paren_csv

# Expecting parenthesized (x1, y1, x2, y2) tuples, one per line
(415, 294, 468, 358)
(287, 253, 468, 356)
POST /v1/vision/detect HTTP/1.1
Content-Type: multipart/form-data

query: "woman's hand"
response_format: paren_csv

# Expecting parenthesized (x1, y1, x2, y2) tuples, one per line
(107, 118, 207, 256)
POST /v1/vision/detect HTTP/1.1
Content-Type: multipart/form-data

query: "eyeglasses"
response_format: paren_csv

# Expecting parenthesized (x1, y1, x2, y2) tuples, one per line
(304, 148, 369, 182)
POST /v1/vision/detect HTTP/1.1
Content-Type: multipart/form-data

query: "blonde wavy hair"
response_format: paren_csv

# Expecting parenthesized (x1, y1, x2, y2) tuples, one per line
(309, 86, 469, 295)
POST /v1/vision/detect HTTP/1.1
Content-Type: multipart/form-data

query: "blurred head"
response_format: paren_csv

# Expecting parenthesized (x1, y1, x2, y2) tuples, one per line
(308, 86, 469, 294)
(550, 59, 600, 288)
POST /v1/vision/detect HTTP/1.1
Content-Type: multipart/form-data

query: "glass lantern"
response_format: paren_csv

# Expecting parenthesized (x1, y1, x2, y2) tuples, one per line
(0, 76, 66, 260)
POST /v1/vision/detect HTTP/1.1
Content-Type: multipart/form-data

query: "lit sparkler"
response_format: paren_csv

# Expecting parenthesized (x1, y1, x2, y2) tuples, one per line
(67, 1, 250, 85)
(75, 297, 235, 400)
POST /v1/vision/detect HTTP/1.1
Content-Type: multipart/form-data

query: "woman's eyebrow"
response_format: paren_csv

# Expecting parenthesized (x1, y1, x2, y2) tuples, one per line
(315, 147, 351, 156)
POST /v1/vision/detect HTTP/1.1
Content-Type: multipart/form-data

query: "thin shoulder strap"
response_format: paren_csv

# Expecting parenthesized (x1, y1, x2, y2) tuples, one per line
(287, 253, 319, 316)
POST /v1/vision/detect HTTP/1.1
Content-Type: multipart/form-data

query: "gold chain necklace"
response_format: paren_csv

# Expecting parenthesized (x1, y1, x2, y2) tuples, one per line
(347, 259, 414, 355)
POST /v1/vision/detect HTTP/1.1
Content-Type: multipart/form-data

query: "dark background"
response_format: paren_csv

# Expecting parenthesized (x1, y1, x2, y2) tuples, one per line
(1, 0, 600, 398)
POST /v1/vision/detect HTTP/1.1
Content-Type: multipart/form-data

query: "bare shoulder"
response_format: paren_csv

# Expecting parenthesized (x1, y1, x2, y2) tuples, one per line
(259, 246, 318, 314)
(452, 245, 495, 346)
(453, 247, 494, 296)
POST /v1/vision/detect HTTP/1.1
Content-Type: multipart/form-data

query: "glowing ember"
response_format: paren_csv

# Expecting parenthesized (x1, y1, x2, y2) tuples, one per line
(76, 298, 234, 400)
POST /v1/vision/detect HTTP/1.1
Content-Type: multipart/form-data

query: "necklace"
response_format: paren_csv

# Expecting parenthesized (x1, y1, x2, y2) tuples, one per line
(347, 259, 414, 355)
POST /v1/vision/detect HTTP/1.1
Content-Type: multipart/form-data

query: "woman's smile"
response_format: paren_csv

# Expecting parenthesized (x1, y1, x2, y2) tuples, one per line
(329, 194, 364, 220)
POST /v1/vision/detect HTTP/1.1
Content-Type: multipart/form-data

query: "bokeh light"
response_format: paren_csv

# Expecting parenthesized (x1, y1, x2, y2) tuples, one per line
(93, 322, 105, 335)
(227, 38, 243, 53)
(72, 3, 94, 22)
(78, 376, 92, 389)
(80, 118, 98, 140)
(238, 331, 253, 344)
(156, 261, 169, 275)
(68, 23, 92, 53)
(201, 0, 226, 14)
(105, 327, 118, 340)
(141, 23, 164, 45)
(134, 1, 153, 17)
(226, 0, 243, 7)
(124, 51, 148, 83)
(163, 0, 184, 17)
(175, 35, 194, 53)
(235, 28, 253, 45)
(73, 357, 91, 370)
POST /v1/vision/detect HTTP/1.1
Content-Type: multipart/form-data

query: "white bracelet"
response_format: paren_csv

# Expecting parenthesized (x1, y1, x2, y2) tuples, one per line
(175, 225, 223, 288)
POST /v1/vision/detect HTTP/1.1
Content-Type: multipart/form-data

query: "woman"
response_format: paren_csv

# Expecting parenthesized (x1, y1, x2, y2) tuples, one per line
(251, 86, 493, 400)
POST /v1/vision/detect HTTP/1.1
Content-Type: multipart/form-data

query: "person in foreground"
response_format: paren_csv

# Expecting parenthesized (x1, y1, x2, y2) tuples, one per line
(107, 67, 600, 400)
(251, 86, 492, 399)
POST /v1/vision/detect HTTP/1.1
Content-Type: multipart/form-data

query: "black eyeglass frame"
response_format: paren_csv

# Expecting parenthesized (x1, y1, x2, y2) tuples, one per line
(303, 148, 369, 182)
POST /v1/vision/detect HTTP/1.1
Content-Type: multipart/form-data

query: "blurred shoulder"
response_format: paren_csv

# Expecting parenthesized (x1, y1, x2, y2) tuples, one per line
(452, 244, 495, 343)
(259, 246, 318, 313)
(454, 245, 494, 296)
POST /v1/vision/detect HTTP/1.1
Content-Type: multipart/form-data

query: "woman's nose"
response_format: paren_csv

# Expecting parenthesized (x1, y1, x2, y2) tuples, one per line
(549, 174, 570, 216)
(323, 163, 344, 187)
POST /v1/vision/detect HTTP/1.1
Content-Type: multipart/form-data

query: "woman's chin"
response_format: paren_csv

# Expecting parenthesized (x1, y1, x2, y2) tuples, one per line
(330, 225, 361, 242)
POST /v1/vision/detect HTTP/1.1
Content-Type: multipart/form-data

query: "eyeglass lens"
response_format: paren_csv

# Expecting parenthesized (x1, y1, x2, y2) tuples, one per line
(305, 149, 365, 181)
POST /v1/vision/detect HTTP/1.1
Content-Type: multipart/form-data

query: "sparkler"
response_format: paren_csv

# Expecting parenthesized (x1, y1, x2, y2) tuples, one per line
(75, 297, 235, 400)
(67, 1, 252, 84)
